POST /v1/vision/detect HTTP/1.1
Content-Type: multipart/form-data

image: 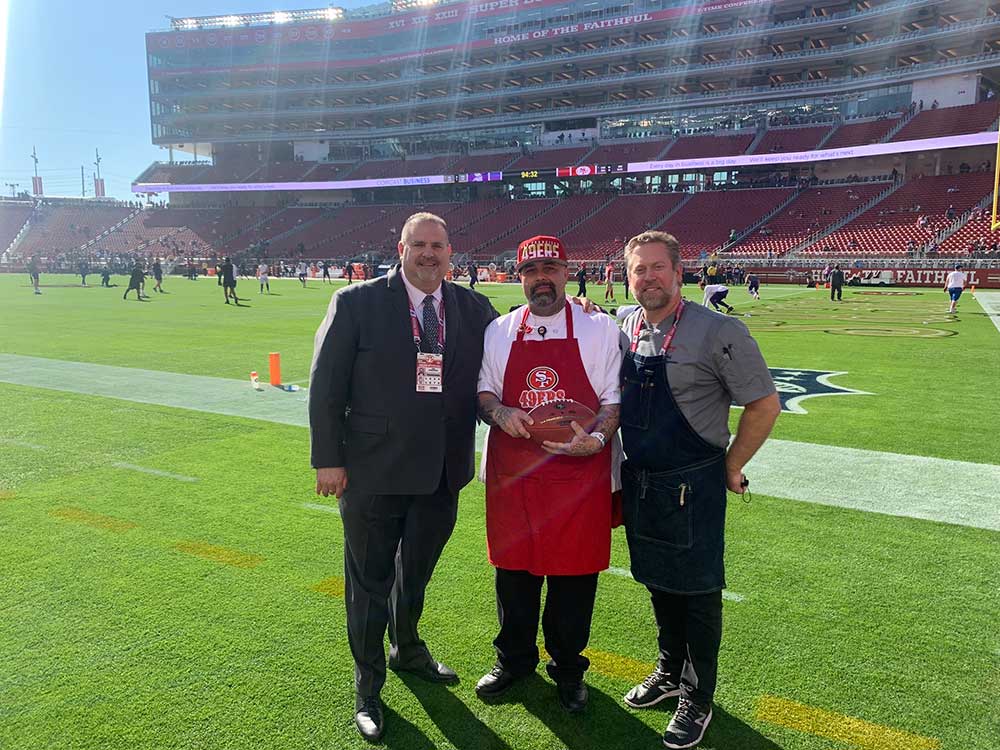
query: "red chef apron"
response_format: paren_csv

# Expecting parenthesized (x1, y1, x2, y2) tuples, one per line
(485, 302, 612, 576)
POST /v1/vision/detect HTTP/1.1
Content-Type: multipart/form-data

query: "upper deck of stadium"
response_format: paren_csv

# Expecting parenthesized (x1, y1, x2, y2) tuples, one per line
(146, 0, 1000, 145)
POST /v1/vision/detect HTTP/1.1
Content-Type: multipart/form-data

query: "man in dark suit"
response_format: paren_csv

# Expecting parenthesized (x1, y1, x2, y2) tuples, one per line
(309, 212, 497, 742)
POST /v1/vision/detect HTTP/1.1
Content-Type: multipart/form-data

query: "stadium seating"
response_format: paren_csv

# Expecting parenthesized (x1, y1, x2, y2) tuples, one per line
(0, 203, 35, 253)
(345, 159, 403, 180)
(730, 184, 889, 257)
(252, 161, 317, 182)
(751, 126, 832, 154)
(473, 194, 610, 257)
(823, 118, 900, 149)
(804, 173, 994, 255)
(135, 163, 209, 184)
(562, 194, 687, 258)
(192, 162, 262, 184)
(660, 188, 796, 258)
(507, 147, 592, 171)
(461, 199, 557, 257)
(306, 162, 356, 181)
(225, 207, 327, 253)
(395, 156, 458, 178)
(890, 101, 1000, 142)
(16, 205, 136, 256)
(584, 139, 673, 165)
(302, 204, 413, 257)
(662, 132, 755, 160)
(449, 153, 521, 175)
(937, 212, 998, 255)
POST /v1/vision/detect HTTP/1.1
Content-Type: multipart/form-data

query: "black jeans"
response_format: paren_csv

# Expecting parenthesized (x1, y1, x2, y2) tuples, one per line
(831, 285, 843, 301)
(649, 588, 723, 705)
(493, 568, 598, 684)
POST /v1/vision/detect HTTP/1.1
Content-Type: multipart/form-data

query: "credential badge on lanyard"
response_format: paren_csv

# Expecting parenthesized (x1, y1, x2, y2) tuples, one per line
(410, 299, 445, 393)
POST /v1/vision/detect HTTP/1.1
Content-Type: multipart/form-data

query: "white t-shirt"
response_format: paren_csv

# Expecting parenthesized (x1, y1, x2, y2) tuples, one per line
(478, 303, 621, 406)
(258, 264, 268, 277)
(702, 284, 728, 305)
(946, 270, 966, 288)
(297, 262, 308, 275)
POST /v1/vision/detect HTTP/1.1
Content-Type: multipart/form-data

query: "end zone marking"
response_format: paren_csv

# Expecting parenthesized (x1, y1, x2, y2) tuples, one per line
(312, 575, 345, 598)
(172, 541, 263, 569)
(605, 566, 745, 601)
(50, 507, 138, 533)
(756, 695, 940, 750)
(112, 462, 199, 482)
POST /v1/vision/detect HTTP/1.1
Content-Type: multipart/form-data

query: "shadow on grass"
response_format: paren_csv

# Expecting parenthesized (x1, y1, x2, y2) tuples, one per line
(483, 675, 780, 750)
(379, 703, 437, 750)
(397, 672, 509, 750)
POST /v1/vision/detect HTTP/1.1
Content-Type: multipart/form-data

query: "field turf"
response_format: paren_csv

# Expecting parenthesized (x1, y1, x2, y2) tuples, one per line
(1, 273, 997, 750)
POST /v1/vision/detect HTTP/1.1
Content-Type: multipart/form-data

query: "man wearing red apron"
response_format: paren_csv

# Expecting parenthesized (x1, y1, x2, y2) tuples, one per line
(475, 235, 622, 713)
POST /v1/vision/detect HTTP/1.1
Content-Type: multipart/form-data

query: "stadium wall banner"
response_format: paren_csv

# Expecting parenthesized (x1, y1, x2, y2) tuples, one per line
(627, 131, 998, 173)
(746, 267, 1000, 289)
(132, 131, 996, 195)
(147, 0, 772, 53)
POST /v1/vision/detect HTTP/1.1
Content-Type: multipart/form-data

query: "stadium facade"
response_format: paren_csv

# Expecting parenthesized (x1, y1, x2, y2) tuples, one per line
(7, 0, 1000, 281)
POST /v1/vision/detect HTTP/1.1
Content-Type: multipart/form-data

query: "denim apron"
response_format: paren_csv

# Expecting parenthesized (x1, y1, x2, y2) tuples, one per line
(620, 311, 728, 594)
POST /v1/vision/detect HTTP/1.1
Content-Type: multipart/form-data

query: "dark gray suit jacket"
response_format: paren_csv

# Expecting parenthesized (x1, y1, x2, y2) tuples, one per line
(309, 264, 498, 496)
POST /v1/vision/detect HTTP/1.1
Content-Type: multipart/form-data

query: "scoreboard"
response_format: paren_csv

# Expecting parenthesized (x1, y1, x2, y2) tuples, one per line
(516, 163, 628, 180)
(451, 163, 629, 183)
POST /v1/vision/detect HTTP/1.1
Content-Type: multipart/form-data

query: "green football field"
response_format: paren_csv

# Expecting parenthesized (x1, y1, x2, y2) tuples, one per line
(1, 272, 998, 750)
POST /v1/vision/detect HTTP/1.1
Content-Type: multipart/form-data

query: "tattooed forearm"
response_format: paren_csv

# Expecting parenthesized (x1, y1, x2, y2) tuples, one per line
(590, 404, 620, 443)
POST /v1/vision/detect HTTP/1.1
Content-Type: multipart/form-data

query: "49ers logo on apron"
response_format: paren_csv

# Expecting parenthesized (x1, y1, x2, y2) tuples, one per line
(520, 366, 566, 409)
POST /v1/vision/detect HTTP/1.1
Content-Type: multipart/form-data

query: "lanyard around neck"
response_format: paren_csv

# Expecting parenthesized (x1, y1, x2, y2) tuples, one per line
(630, 300, 684, 355)
(408, 297, 445, 351)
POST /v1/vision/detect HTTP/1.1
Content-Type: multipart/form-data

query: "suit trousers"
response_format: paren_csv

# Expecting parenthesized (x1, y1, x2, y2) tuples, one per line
(493, 568, 599, 684)
(339, 466, 458, 705)
(649, 587, 723, 705)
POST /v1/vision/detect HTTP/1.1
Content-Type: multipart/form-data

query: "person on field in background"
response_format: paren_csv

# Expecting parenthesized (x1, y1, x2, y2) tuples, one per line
(123, 261, 146, 301)
(258, 262, 270, 294)
(28, 256, 41, 295)
(152, 258, 165, 294)
(945, 263, 967, 313)
(220, 257, 239, 305)
(699, 280, 735, 314)
(830, 265, 845, 302)
(604, 260, 616, 302)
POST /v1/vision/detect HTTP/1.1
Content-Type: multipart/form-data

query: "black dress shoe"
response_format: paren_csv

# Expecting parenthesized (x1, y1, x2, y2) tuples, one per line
(557, 681, 589, 713)
(475, 665, 525, 699)
(390, 659, 459, 684)
(354, 696, 384, 742)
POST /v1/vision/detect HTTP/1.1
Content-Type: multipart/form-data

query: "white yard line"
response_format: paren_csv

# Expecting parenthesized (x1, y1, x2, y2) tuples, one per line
(0, 437, 48, 451)
(302, 502, 340, 515)
(745, 439, 1000, 531)
(976, 291, 1000, 336)
(111, 462, 199, 482)
(3, 353, 998, 532)
(606, 567, 744, 601)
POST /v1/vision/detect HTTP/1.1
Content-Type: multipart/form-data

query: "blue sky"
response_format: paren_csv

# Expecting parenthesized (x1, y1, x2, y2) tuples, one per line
(0, 0, 369, 199)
